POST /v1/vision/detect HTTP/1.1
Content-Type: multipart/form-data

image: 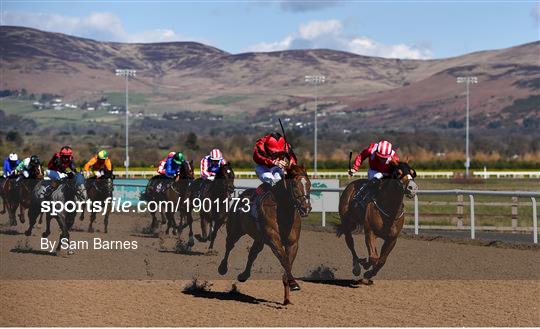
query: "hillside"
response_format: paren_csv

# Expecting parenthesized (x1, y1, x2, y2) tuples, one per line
(1, 25, 539, 130)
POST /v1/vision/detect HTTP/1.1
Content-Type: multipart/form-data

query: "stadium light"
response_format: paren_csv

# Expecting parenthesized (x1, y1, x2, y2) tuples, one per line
(305, 75, 326, 177)
(456, 76, 478, 178)
(115, 69, 136, 177)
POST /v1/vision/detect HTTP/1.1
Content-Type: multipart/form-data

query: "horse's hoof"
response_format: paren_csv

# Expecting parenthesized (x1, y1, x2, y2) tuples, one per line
(289, 281, 301, 291)
(350, 279, 361, 287)
(104, 229, 108, 234)
(360, 278, 373, 285)
(237, 272, 250, 282)
(19, 216, 25, 224)
(283, 299, 291, 306)
(194, 234, 207, 242)
(352, 262, 362, 276)
(42, 231, 50, 238)
(24, 230, 32, 237)
(217, 262, 228, 275)
(187, 237, 195, 247)
(359, 258, 370, 270)
(87, 227, 94, 233)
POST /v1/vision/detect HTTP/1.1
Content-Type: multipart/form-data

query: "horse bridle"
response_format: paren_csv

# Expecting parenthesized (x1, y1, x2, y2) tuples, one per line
(285, 173, 310, 214)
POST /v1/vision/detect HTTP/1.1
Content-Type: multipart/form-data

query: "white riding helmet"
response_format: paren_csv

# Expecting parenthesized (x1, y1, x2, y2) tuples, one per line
(8, 153, 18, 161)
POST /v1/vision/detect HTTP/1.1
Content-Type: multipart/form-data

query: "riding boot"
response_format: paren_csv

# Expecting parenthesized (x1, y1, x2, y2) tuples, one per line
(358, 179, 382, 209)
(251, 183, 272, 220)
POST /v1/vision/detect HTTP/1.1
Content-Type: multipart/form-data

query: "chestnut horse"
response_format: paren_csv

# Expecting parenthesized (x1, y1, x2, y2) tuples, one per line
(190, 162, 235, 252)
(337, 161, 417, 284)
(218, 164, 311, 305)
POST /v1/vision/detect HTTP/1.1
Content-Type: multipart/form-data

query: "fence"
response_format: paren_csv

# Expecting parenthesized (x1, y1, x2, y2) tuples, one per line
(115, 181, 539, 244)
(112, 170, 540, 179)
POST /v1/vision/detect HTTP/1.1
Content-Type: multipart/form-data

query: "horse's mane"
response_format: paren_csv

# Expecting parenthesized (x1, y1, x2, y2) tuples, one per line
(286, 164, 307, 178)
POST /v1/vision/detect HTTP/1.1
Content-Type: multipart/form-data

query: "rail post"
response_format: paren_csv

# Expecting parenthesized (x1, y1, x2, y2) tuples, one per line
(457, 194, 464, 228)
(511, 196, 518, 230)
(532, 197, 537, 244)
(414, 194, 419, 235)
(469, 194, 475, 239)
(321, 195, 326, 227)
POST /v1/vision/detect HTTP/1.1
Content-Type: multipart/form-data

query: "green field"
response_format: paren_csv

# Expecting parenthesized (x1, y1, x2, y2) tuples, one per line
(104, 92, 147, 106)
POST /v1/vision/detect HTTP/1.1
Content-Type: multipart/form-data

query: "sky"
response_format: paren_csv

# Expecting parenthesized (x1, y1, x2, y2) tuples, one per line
(1, 1, 539, 60)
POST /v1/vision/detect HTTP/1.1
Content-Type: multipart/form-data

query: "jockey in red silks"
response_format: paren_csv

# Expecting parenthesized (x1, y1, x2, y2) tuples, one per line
(253, 132, 297, 187)
(348, 140, 399, 204)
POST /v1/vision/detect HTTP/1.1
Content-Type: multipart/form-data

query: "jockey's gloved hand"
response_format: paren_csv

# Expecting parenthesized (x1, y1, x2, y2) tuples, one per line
(83, 171, 90, 178)
(207, 175, 215, 181)
(348, 169, 357, 177)
(96, 171, 103, 178)
(23, 171, 29, 178)
(274, 159, 287, 168)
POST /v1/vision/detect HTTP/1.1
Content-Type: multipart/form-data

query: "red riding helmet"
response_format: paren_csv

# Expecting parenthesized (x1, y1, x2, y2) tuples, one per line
(265, 132, 286, 154)
(59, 146, 73, 157)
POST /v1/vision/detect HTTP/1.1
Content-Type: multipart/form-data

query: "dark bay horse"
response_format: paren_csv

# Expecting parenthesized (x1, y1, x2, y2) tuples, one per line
(26, 173, 87, 254)
(16, 166, 43, 224)
(190, 162, 235, 252)
(1, 177, 20, 226)
(79, 176, 113, 233)
(218, 164, 311, 305)
(143, 161, 194, 240)
(337, 161, 417, 284)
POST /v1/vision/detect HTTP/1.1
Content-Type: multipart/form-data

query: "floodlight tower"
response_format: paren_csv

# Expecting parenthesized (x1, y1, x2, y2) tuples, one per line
(456, 76, 478, 178)
(305, 75, 326, 177)
(115, 69, 136, 177)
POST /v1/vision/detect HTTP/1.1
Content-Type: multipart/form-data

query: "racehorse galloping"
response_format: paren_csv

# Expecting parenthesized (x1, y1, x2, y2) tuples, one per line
(192, 162, 235, 251)
(43, 173, 87, 248)
(79, 177, 113, 233)
(159, 160, 195, 245)
(218, 164, 311, 305)
(1, 177, 20, 226)
(337, 161, 417, 284)
(16, 165, 43, 224)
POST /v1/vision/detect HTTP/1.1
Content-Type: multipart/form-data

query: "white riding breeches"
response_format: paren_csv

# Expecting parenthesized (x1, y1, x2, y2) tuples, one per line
(255, 164, 284, 186)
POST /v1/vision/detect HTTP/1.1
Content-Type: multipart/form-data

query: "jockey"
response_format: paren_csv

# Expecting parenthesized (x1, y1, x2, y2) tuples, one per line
(15, 155, 42, 179)
(253, 132, 297, 187)
(83, 150, 113, 179)
(157, 151, 176, 175)
(48, 145, 76, 176)
(159, 152, 185, 178)
(2, 153, 20, 178)
(200, 148, 226, 181)
(349, 140, 399, 204)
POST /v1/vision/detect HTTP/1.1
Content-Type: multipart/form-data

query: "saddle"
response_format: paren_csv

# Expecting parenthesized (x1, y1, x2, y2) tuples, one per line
(248, 183, 273, 230)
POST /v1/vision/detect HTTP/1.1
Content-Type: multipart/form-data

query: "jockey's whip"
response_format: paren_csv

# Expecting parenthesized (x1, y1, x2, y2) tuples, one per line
(278, 118, 287, 153)
(348, 151, 353, 179)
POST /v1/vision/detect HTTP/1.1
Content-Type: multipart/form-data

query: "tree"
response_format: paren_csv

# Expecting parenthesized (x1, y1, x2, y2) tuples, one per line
(184, 132, 199, 151)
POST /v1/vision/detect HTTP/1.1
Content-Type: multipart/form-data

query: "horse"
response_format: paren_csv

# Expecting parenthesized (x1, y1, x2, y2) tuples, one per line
(218, 164, 311, 305)
(25, 173, 87, 245)
(13, 165, 44, 224)
(142, 160, 194, 238)
(40, 173, 87, 253)
(1, 177, 21, 226)
(191, 162, 235, 252)
(0, 176, 7, 214)
(337, 161, 418, 284)
(79, 176, 114, 233)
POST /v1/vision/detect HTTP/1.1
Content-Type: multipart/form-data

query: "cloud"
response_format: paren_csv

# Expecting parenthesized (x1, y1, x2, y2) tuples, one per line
(245, 19, 432, 59)
(3, 11, 187, 43)
(531, 3, 540, 25)
(280, 0, 340, 13)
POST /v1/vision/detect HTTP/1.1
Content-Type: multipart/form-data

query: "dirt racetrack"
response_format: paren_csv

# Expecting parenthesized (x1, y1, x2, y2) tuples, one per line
(1, 212, 538, 326)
